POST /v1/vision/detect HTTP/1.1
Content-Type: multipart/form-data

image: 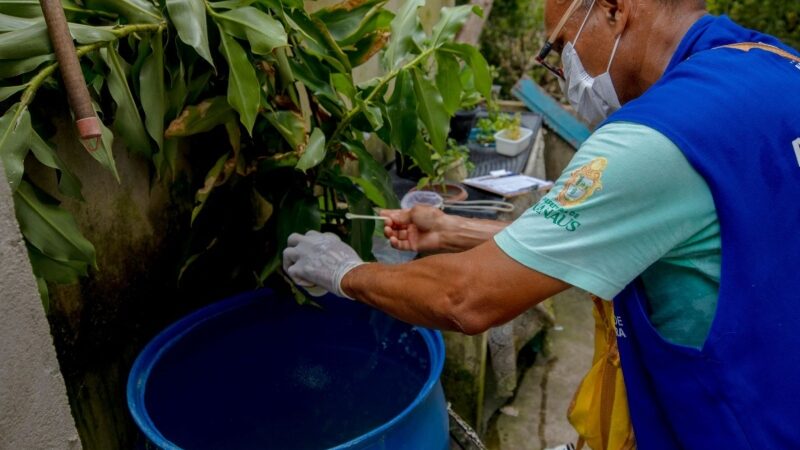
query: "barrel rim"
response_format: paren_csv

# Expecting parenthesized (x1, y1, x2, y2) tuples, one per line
(127, 288, 445, 450)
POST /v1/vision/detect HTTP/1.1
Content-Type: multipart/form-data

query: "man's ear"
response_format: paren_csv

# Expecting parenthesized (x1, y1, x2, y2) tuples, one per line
(597, 0, 633, 36)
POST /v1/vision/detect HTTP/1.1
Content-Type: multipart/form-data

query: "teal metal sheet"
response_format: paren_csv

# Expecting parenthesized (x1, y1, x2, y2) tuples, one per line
(512, 76, 591, 149)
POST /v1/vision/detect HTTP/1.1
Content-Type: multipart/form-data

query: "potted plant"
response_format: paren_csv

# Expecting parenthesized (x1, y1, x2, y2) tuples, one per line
(474, 103, 516, 145)
(412, 139, 474, 202)
(494, 113, 532, 156)
(449, 88, 483, 144)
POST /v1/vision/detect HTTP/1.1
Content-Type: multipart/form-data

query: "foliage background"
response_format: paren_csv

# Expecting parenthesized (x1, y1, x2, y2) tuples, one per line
(479, 0, 800, 98)
(0, 0, 490, 308)
(708, 0, 799, 49)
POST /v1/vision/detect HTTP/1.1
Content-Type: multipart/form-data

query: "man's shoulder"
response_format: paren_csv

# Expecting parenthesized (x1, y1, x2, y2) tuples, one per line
(576, 122, 690, 179)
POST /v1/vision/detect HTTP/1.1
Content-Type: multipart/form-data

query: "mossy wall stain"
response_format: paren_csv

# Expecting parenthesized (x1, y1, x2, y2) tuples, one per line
(27, 111, 217, 449)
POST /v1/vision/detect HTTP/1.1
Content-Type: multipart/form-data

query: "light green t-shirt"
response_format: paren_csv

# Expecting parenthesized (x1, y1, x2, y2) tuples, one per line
(494, 122, 720, 348)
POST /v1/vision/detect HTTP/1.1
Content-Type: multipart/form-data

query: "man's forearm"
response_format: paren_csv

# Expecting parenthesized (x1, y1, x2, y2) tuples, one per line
(341, 240, 570, 335)
(438, 215, 508, 252)
(342, 255, 470, 332)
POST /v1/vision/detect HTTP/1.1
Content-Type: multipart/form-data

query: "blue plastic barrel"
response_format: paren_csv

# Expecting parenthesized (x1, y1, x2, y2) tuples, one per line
(127, 288, 448, 449)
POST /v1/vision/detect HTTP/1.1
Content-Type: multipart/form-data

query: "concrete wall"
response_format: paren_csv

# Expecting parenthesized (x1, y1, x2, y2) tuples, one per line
(0, 161, 80, 449)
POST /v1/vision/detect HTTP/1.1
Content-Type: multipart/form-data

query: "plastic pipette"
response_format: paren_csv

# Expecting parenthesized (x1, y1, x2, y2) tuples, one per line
(345, 213, 389, 221)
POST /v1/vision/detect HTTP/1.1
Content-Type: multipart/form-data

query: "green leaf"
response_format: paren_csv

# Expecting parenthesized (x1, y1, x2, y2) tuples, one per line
(27, 244, 87, 284)
(0, 105, 31, 191)
(407, 132, 433, 174)
(192, 152, 228, 224)
(0, 84, 27, 103)
(140, 33, 166, 151)
(88, 109, 121, 182)
(435, 51, 461, 116)
(84, 0, 162, 23)
(102, 45, 152, 157)
(276, 192, 320, 253)
(430, 5, 478, 48)
(312, 0, 392, 46)
(29, 128, 83, 200)
(382, 0, 424, 69)
(411, 67, 449, 153)
(345, 189, 375, 260)
(331, 73, 356, 101)
(166, 59, 188, 119)
(13, 180, 96, 266)
(288, 51, 344, 117)
(211, 0, 257, 9)
(441, 42, 491, 100)
(68, 23, 116, 44)
(35, 276, 50, 311)
(251, 188, 273, 230)
(0, 1, 43, 17)
(280, 269, 315, 306)
(256, 252, 280, 286)
(0, 54, 54, 79)
(166, 0, 215, 67)
(361, 102, 383, 130)
(154, 138, 180, 181)
(387, 70, 417, 152)
(296, 127, 326, 172)
(166, 96, 236, 137)
(345, 30, 390, 67)
(284, 9, 350, 73)
(178, 238, 217, 281)
(343, 140, 399, 208)
(0, 12, 37, 32)
(216, 6, 288, 55)
(0, 0, 116, 18)
(264, 110, 307, 150)
(0, 22, 51, 59)
(218, 28, 260, 135)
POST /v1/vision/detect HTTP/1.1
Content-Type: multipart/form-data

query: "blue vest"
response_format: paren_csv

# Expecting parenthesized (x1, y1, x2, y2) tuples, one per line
(603, 15, 800, 448)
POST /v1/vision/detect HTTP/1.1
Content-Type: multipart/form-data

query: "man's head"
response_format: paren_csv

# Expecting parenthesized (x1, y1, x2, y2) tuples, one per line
(541, 0, 707, 104)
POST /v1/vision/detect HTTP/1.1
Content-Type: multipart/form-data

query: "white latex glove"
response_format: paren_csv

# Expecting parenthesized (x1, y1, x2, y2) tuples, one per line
(282, 230, 365, 298)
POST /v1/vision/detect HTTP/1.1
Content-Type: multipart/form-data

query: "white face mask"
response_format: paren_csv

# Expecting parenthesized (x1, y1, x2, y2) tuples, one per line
(559, 0, 622, 128)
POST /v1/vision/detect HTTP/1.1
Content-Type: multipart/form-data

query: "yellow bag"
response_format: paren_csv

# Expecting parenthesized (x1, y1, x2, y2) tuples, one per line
(567, 296, 636, 450)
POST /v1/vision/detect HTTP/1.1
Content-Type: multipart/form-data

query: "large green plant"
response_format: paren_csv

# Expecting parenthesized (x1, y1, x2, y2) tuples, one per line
(481, 0, 799, 98)
(708, 0, 799, 49)
(0, 0, 490, 305)
(479, 0, 550, 98)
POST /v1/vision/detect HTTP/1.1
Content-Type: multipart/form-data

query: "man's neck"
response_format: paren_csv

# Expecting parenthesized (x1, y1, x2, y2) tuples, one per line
(621, 8, 707, 103)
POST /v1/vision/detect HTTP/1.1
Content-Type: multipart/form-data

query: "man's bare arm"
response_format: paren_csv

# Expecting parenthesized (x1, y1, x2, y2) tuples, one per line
(342, 239, 570, 334)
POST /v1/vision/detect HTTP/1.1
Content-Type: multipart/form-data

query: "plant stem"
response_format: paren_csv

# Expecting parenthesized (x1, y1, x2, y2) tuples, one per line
(11, 22, 165, 130)
(327, 47, 437, 148)
(204, 0, 223, 18)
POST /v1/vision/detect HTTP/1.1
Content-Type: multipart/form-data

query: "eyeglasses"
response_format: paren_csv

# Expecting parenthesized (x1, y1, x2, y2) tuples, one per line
(535, 0, 585, 81)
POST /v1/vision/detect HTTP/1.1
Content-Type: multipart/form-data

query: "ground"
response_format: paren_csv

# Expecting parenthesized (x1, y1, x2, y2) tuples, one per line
(489, 288, 594, 450)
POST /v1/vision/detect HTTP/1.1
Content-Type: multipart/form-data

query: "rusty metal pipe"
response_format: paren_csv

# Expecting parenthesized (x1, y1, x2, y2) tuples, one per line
(39, 0, 101, 145)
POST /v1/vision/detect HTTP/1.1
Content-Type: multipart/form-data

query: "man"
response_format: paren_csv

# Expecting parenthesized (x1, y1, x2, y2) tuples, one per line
(284, 0, 800, 446)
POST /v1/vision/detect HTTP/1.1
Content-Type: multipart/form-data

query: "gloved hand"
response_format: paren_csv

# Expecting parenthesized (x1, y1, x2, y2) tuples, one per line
(282, 230, 365, 299)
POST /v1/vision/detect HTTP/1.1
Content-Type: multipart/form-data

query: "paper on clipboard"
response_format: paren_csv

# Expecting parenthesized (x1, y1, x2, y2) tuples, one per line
(463, 172, 554, 197)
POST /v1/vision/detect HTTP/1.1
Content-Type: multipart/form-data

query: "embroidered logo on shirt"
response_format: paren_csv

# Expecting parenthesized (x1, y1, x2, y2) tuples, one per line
(533, 198, 582, 231)
(556, 157, 608, 207)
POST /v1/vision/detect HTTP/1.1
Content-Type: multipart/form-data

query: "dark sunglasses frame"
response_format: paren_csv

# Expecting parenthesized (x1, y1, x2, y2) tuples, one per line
(535, 0, 585, 81)
(536, 42, 564, 80)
